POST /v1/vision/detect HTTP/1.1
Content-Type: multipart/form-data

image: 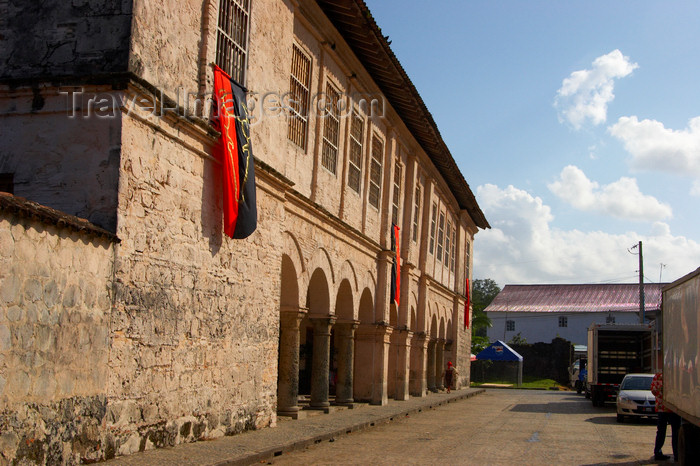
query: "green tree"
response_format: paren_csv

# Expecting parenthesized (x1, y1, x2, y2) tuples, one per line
(470, 278, 500, 354)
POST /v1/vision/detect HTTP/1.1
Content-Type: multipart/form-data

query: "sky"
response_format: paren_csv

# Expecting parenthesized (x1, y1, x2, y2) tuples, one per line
(365, 0, 700, 288)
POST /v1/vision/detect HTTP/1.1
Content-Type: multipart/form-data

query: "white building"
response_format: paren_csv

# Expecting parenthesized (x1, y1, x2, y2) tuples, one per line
(485, 284, 665, 345)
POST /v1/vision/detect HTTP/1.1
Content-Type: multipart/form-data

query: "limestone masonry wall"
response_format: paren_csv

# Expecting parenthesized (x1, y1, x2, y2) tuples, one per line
(0, 87, 122, 232)
(105, 111, 282, 457)
(0, 0, 132, 79)
(0, 212, 115, 464)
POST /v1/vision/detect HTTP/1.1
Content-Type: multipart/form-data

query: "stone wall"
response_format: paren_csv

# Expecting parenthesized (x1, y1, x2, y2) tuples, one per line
(103, 96, 282, 457)
(0, 0, 132, 79)
(0, 85, 122, 232)
(0, 204, 116, 464)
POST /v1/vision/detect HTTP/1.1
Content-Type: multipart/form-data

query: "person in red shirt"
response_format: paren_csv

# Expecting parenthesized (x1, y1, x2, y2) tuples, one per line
(443, 362, 458, 393)
(651, 372, 681, 461)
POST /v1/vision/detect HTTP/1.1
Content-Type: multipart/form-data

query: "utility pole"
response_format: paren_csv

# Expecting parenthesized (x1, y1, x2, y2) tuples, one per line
(638, 241, 645, 323)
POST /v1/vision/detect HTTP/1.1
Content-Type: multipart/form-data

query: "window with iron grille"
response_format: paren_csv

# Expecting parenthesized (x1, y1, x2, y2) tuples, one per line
(465, 241, 471, 280)
(450, 225, 456, 272)
(368, 136, 383, 209)
(348, 112, 364, 193)
(321, 82, 341, 174)
(391, 162, 402, 225)
(559, 316, 568, 328)
(429, 202, 437, 254)
(445, 219, 452, 266)
(437, 211, 445, 262)
(215, 0, 250, 85)
(506, 320, 515, 332)
(288, 44, 311, 149)
(412, 185, 421, 242)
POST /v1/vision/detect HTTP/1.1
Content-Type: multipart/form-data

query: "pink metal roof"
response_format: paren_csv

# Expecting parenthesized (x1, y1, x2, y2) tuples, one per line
(485, 283, 666, 314)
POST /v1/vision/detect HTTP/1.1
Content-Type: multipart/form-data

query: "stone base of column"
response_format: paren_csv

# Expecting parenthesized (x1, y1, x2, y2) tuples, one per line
(277, 409, 308, 419)
(305, 405, 337, 414)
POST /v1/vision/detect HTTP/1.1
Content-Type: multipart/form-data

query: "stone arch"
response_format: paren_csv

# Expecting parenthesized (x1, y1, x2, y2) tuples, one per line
(446, 318, 453, 339)
(357, 288, 374, 324)
(358, 269, 376, 303)
(300, 248, 335, 308)
(439, 317, 446, 339)
(306, 268, 331, 316)
(430, 313, 438, 338)
(403, 290, 417, 329)
(335, 279, 354, 321)
(280, 254, 300, 309)
(283, 231, 305, 277)
(337, 260, 359, 295)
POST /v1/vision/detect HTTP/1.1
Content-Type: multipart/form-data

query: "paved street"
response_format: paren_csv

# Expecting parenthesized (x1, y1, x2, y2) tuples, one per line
(270, 389, 666, 465)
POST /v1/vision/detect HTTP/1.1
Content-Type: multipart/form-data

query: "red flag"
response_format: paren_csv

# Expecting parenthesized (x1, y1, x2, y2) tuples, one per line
(465, 277, 470, 329)
(213, 65, 257, 239)
(390, 224, 400, 306)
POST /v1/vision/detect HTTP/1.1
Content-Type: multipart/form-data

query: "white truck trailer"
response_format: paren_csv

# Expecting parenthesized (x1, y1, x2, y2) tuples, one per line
(662, 267, 700, 465)
(586, 323, 656, 407)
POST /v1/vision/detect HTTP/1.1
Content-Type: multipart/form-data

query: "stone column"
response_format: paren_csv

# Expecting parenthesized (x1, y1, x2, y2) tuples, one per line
(436, 338, 446, 390)
(427, 339, 436, 391)
(410, 332, 428, 397)
(353, 324, 376, 402)
(394, 329, 413, 400)
(335, 320, 359, 406)
(277, 307, 307, 418)
(372, 324, 393, 405)
(310, 316, 336, 409)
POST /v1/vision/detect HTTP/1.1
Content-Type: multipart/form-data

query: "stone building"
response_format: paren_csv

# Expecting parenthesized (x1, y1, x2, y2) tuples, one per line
(0, 0, 489, 463)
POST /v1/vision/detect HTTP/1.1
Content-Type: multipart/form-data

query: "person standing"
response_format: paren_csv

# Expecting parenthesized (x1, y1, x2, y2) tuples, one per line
(651, 371, 681, 461)
(443, 361, 458, 393)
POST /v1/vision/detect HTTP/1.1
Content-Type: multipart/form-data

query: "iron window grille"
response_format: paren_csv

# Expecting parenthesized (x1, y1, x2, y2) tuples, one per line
(445, 220, 452, 266)
(506, 320, 515, 332)
(348, 112, 364, 193)
(391, 162, 402, 225)
(412, 185, 421, 242)
(437, 211, 445, 262)
(559, 316, 568, 328)
(321, 82, 341, 174)
(288, 44, 311, 150)
(450, 224, 456, 272)
(429, 202, 437, 254)
(368, 136, 383, 209)
(215, 0, 250, 85)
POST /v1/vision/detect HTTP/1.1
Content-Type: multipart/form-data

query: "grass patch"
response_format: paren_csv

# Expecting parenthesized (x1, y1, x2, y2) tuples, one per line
(471, 376, 566, 390)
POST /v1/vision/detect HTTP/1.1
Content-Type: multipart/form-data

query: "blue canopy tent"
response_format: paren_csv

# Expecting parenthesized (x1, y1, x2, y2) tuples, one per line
(476, 340, 523, 387)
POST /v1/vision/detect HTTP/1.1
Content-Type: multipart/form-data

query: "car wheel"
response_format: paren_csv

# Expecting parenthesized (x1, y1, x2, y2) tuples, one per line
(616, 414, 624, 423)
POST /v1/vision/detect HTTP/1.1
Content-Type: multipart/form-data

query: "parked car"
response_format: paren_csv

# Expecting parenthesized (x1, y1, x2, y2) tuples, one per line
(616, 373, 656, 423)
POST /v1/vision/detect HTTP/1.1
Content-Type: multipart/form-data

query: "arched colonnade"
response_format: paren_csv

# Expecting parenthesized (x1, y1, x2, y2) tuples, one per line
(277, 232, 455, 417)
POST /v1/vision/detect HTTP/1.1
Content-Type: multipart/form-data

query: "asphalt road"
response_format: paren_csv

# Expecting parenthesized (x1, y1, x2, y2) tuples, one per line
(269, 389, 668, 465)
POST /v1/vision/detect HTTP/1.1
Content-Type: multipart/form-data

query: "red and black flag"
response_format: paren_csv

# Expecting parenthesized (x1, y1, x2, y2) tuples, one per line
(213, 65, 257, 239)
(464, 277, 471, 329)
(390, 224, 400, 307)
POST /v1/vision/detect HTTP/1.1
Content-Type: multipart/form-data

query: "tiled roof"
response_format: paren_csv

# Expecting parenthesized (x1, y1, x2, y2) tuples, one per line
(485, 283, 666, 314)
(315, 0, 490, 229)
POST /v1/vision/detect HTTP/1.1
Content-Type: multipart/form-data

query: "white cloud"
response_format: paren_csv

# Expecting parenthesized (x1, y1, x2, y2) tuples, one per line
(608, 116, 700, 177)
(555, 50, 638, 130)
(474, 184, 700, 287)
(691, 181, 700, 197)
(548, 165, 672, 221)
